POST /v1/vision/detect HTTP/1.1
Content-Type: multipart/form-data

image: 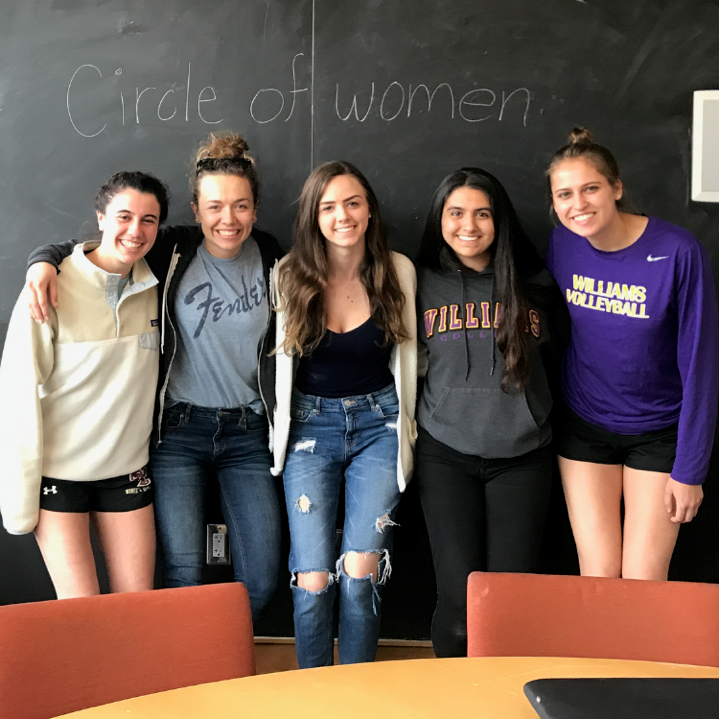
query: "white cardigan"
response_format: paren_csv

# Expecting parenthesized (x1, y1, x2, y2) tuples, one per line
(270, 251, 417, 492)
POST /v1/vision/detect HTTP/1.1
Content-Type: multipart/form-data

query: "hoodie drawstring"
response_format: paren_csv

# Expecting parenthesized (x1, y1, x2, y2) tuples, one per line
(489, 274, 496, 377)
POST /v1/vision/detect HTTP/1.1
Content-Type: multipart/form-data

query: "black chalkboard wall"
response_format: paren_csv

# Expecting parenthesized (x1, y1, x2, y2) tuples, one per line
(2, 0, 719, 639)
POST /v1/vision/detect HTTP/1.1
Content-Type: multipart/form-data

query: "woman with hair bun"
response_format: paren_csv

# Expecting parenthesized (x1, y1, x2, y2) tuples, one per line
(272, 161, 417, 668)
(24, 132, 283, 618)
(414, 167, 567, 657)
(1, 170, 168, 598)
(546, 127, 719, 580)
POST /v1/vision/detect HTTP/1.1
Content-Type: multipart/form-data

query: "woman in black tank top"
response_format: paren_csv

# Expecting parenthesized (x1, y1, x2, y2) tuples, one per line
(273, 161, 417, 668)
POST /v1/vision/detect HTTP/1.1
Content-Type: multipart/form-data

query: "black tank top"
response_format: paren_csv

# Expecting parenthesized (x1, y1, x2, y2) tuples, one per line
(295, 318, 394, 398)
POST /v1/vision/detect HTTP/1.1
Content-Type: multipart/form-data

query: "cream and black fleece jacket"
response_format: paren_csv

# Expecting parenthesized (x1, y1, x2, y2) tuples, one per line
(0, 243, 159, 534)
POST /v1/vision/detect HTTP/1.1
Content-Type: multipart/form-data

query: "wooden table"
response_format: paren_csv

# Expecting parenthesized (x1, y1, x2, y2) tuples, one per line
(56, 656, 719, 718)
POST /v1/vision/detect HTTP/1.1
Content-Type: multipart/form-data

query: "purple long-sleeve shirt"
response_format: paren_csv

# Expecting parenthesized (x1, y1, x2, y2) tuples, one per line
(547, 216, 719, 485)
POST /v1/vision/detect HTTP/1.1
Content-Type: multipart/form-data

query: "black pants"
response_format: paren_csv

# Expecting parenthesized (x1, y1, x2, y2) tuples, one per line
(416, 425, 552, 657)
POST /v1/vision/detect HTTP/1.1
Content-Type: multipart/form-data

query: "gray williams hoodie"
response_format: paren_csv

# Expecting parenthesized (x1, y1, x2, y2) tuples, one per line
(416, 265, 563, 458)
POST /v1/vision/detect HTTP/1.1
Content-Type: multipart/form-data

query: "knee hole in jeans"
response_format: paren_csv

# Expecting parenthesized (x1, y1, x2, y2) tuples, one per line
(296, 570, 330, 593)
(343, 551, 379, 581)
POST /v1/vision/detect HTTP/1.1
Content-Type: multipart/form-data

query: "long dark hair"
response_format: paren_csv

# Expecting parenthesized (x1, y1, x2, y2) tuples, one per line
(278, 161, 408, 356)
(416, 167, 543, 391)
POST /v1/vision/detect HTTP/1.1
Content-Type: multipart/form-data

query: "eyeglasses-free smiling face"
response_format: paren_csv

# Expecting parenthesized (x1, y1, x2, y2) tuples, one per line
(192, 174, 257, 259)
(316, 174, 370, 251)
(95, 189, 161, 277)
(550, 157, 623, 241)
(441, 186, 495, 271)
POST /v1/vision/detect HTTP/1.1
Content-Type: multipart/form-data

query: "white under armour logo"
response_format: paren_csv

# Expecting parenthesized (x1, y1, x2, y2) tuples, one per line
(647, 254, 669, 262)
(43, 486, 57, 495)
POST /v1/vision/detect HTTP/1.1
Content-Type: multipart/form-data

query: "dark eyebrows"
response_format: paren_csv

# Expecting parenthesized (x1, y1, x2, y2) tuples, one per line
(113, 207, 159, 219)
(202, 197, 252, 204)
(320, 194, 363, 206)
(445, 205, 491, 212)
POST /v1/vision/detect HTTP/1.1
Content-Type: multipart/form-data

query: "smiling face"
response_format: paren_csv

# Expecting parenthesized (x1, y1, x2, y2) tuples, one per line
(441, 186, 495, 271)
(192, 174, 256, 259)
(316, 174, 370, 251)
(550, 157, 623, 241)
(95, 189, 161, 276)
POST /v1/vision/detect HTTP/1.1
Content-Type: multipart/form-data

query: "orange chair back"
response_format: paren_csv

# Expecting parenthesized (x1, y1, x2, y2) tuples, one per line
(467, 571, 719, 667)
(0, 583, 255, 719)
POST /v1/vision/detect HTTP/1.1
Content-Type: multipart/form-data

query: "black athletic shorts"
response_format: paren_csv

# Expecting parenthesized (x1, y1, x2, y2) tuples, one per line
(556, 406, 677, 473)
(39, 466, 153, 513)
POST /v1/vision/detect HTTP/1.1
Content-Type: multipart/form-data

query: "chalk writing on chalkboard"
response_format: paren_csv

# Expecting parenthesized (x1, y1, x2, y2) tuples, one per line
(249, 53, 309, 124)
(335, 82, 532, 125)
(66, 63, 223, 138)
(66, 57, 532, 137)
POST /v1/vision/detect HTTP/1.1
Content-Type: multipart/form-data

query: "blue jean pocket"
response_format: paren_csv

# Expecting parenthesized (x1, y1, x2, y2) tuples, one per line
(162, 407, 185, 430)
(290, 406, 316, 422)
(373, 387, 399, 419)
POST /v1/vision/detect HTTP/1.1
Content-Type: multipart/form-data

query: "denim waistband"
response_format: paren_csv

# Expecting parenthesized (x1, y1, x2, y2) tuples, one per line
(165, 402, 266, 422)
(291, 383, 397, 413)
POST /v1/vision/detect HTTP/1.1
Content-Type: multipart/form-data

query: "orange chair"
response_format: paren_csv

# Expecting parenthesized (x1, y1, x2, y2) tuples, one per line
(0, 583, 255, 719)
(467, 571, 719, 667)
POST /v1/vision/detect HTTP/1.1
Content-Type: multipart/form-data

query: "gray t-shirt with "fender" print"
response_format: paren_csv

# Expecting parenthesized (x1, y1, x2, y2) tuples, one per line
(166, 237, 268, 412)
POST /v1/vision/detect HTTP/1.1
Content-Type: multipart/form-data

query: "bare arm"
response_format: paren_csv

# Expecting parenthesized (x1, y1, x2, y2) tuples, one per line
(26, 239, 78, 323)
(26, 262, 60, 323)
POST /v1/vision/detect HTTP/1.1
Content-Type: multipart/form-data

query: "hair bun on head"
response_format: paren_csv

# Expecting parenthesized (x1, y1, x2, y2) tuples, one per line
(568, 126, 594, 145)
(196, 130, 251, 163)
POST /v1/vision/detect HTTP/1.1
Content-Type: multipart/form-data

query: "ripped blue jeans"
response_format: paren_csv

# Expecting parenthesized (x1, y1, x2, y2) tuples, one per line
(283, 384, 401, 668)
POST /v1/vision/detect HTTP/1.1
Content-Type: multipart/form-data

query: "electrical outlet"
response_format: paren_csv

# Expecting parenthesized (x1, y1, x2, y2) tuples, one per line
(206, 524, 232, 565)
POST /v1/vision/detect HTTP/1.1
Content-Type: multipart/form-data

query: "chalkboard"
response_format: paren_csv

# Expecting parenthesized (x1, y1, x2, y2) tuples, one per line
(2, 0, 719, 629)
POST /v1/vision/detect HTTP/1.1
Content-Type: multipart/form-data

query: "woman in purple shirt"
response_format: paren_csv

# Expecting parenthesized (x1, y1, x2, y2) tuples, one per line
(546, 127, 719, 580)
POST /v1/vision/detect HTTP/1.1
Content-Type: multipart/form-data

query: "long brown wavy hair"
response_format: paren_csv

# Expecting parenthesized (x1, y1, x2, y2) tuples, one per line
(278, 161, 408, 356)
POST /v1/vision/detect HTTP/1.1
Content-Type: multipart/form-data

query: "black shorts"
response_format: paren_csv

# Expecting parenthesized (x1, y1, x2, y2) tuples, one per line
(556, 406, 677, 473)
(39, 466, 154, 513)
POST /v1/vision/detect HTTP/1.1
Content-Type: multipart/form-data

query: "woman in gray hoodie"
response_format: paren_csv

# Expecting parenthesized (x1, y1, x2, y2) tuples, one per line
(414, 167, 568, 657)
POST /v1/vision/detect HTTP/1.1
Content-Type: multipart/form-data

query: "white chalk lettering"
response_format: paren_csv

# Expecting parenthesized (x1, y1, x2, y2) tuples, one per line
(157, 89, 177, 121)
(285, 52, 308, 122)
(458, 89, 496, 122)
(335, 78, 532, 125)
(407, 83, 455, 118)
(135, 86, 156, 124)
(250, 88, 285, 124)
(66, 64, 106, 138)
(197, 86, 222, 124)
(66, 62, 222, 136)
(336, 82, 375, 122)
(380, 81, 405, 121)
(499, 87, 532, 127)
(249, 53, 309, 125)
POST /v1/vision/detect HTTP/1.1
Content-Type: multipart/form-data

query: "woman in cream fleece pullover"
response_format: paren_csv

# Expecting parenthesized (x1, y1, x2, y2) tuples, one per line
(0, 171, 168, 599)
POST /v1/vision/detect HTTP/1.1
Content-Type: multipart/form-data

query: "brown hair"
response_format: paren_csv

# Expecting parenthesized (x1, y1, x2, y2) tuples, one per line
(546, 127, 624, 209)
(95, 171, 170, 225)
(278, 161, 408, 356)
(190, 131, 259, 205)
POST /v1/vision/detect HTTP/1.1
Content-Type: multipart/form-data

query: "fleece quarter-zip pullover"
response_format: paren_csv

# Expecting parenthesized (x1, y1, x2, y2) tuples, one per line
(0, 243, 159, 534)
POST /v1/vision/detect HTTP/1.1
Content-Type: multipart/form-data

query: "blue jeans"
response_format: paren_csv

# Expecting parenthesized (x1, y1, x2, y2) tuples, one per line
(150, 404, 281, 620)
(283, 384, 402, 668)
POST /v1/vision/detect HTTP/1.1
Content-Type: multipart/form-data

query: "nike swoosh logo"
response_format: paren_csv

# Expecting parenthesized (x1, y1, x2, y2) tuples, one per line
(647, 255, 669, 262)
